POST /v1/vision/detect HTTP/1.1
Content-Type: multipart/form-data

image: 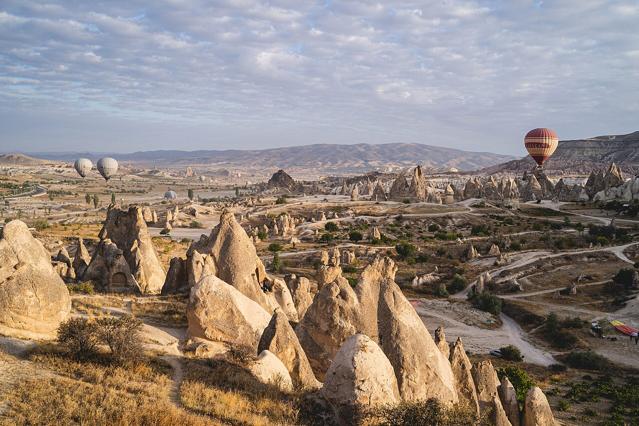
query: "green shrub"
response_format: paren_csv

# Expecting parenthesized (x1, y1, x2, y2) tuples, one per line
(275, 196, 287, 204)
(257, 230, 267, 240)
(324, 221, 339, 232)
(33, 219, 50, 231)
(395, 242, 417, 260)
(271, 252, 282, 273)
(428, 223, 440, 232)
(189, 220, 203, 229)
(67, 281, 95, 295)
(499, 345, 523, 362)
(319, 233, 334, 243)
(95, 316, 144, 365)
(342, 265, 357, 274)
(447, 274, 467, 293)
(470, 292, 502, 315)
(267, 243, 283, 253)
(564, 351, 610, 371)
(349, 231, 363, 242)
(497, 366, 535, 405)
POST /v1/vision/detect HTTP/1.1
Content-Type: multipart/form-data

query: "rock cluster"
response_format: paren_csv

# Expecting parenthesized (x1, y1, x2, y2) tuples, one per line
(0, 220, 71, 339)
(267, 169, 298, 192)
(83, 206, 166, 294)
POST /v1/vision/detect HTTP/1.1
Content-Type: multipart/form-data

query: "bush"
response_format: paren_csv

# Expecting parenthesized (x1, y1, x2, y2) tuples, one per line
(447, 274, 467, 294)
(370, 399, 480, 426)
(319, 233, 334, 243)
(342, 265, 357, 274)
(57, 318, 100, 360)
(349, 230, 363, 242)
(267, 243, 283, 253)
(428, 223, 440, 232)
(542, 313, 579, 349)
(257, 230, 267, 240)
(395, 242, 417, 260)
(271, 252, 282, 273)
(470, 292, 502, 315)
(189, 220, 203, 229)
(564, 351, 610, 371)
(499, 345, 523, 362)
(95, 316, 144, 365)
(67, 281, 95, 295)
(324, 221, 339, 232)
(613, 268, 637, 291)
(497, 366, 535, 404)
(33, 219, 49, 231)
(275, 196, 287, 204)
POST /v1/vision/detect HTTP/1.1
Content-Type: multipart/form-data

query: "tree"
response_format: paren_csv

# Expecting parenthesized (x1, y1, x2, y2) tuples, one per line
(187, 188, 194, 201)
(497, 366, 535, 404)
(235, 187, 240, 197)
(95, 315, 144, 365)
(85, 193, 91, 205)
(325, 221, 339, 232)
(499, 345, 523, 362)
(613, 268, 637, 291)
(111, 192, 116, 205)
(271, 252, 282, 273)
(349, 230, 363, 242)
(395, 242, 417, 260)
(267, 243, 283, 253)
(92, 194, 99, 209)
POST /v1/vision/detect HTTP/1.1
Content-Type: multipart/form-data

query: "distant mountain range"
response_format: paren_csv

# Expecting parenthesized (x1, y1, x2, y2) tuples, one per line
(0, 153, 48, 166)
(483, 131, 639, 175)
(23, 143, 516, 173)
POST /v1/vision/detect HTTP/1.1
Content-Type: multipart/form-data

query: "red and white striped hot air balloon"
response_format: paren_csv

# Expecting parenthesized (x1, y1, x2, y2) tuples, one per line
(524, 128, 558, 168)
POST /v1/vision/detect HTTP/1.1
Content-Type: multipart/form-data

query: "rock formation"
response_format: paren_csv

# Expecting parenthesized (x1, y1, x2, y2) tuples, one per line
(371, 182, 387, 201)
(434, 326, 450, 359)
(523, 387, 556, 426)
(499, 376, 520, 426)
(488, 244, 501, 256)
(268, 277, 299, 323)
(473, 360, 511, 425)
(449, 338, 480, 415)
(72, 237, 91, 278)
(187, 274, 271, 350)
(389, 172, 409, 200)
(267, 169, 297, 192)
(466, 244, 479, 260)
(409, 166, 427, 200)
(91, 205, 166, 294)
(189, 210, 277, 312)
(297, 256, 458, 404)
(83, 239, 140, 292)
(0, 220, 71, 339)
(285, 274, 314, 320)
(258, 310, 321, 390)
(321, 334, 400, 422)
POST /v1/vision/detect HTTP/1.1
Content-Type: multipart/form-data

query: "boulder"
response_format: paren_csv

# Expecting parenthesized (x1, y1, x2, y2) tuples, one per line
(499, 376, 520, 426)
(258, 310, 321, 390)
(449, 338, 480, 415)
(96, 205, 166, 294)
(0, 220, 71, 339)
(249, 350, 293, 392)
(187, 275, 271, 350)
(321, 334, 400, 422)
(523, 387, 556, 426)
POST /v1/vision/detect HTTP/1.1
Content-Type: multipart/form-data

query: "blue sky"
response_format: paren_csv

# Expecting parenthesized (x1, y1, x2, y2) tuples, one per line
(1, 0, 637, 155)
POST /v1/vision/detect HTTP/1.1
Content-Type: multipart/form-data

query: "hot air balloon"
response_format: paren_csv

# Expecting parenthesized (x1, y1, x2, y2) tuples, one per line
(97, 157, 118, 181)
(524, 128, 558, 168)
(74, 158, 93, 178)
(164, 190, 177, 200)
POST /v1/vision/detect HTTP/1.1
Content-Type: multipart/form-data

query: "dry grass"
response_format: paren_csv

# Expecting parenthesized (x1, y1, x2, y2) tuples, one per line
(131, 296, 188, 327)
(1, 348, 213, 426)
(180, 358, 302, 426)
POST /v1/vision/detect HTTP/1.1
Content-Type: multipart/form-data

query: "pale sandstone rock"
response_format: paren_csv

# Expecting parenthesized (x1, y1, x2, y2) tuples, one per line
(0, 220, 71, 339)
(285, 274, 315, 320)
(434, 326, 450, 360)
(499, 376, 520, 426)
(187, 274, 271, 350)
(523, 387, 556, 426)
(321, 334, 400, 421)
(258, 310, 321, 390)
(72, 237, 91, 278)
(473, 360, 511, 425)
(249, 350, 294, 392)
(450, 338, 480, 415)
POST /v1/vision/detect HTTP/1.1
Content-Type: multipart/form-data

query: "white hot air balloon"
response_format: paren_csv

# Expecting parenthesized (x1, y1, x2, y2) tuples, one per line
(164, 190, 177, 200)
(74, 158, 93, 178)
(97, 157, 118, 181)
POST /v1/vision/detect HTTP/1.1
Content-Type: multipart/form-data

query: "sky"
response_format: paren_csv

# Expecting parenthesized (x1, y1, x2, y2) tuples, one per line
(1, 0, 638, 155)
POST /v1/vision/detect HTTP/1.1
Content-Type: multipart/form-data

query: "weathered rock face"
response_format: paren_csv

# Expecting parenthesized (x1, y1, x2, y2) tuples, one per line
(298, 256, 458, 404)
(321, 334, 400, 422)
(604, 162, 624, 188)
(83, 239, 139, 292)
(449, 338, 480, 415)
(161, 257, 188, 295)
(269, 277, 299, 323)
(187, 275, 271, 350)
(409, 166, 427, 200)
(190, 210, 276, 312)
(258, 310, 321, 390)
(585, 170, 606, 198)
(285, 274, 314, 320)
(249, 350, 293, 392)
(521, 174, 543, 201)
(72, 237, 91, 278)
(434, 326, 450, 359)
(499, 376, 520, 426)
(389, 173, 409, 200)
(488, 244, 501, 256)
(350, 185, 359, 201)
(523, 387, 556, 426)
(96, 206, 166, 294)
(464, 177, 483, 199)
(473, 360, 511, 425)
(371, 182, 387, 201)
(0, 220, 71, 339)
(466, 244, 479, 260)
(267, 169, 297, 191)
